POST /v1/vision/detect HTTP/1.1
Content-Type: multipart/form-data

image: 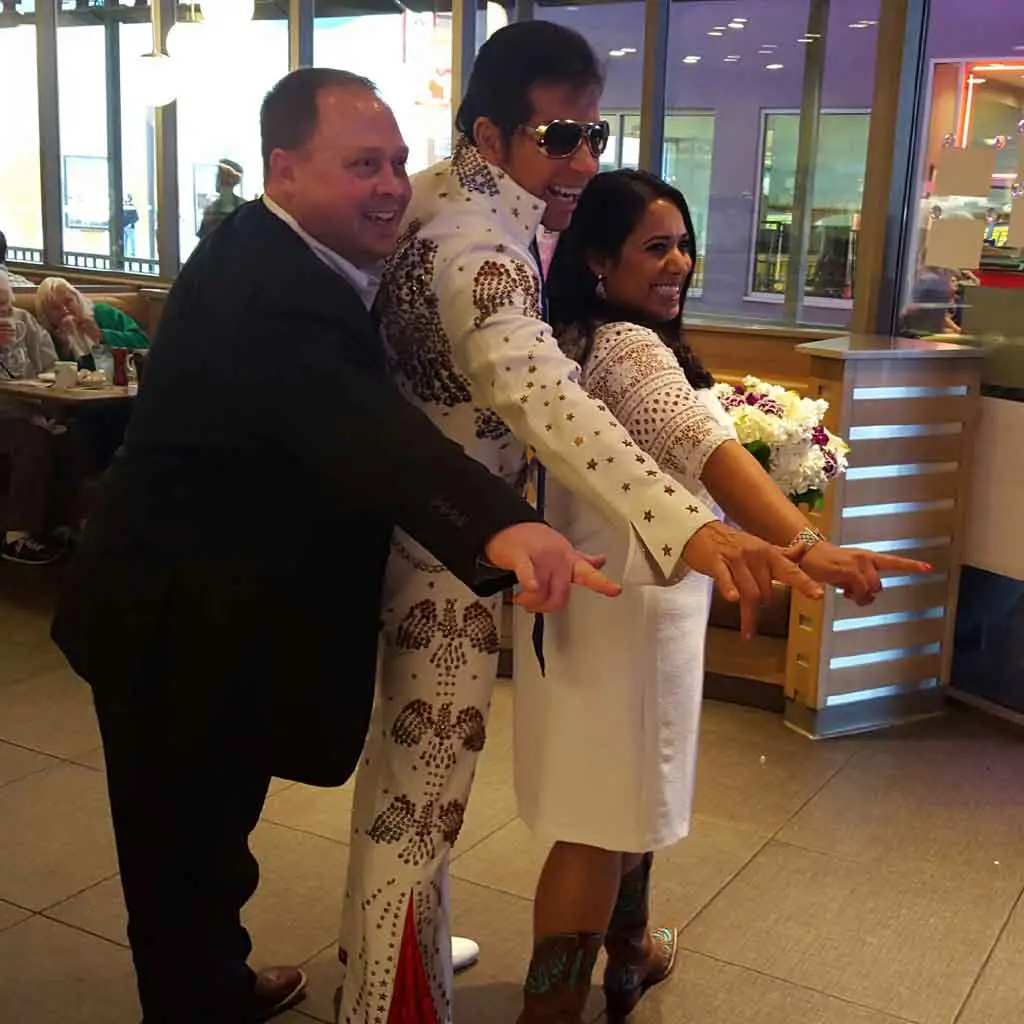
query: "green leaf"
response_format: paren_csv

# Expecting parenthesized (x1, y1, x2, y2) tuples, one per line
(790, 488, 825, 511)
(743, 440, 772, 472)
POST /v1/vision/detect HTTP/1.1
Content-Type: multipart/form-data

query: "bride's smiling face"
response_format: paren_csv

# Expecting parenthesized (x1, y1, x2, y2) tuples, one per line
(592, 198, 694, 323)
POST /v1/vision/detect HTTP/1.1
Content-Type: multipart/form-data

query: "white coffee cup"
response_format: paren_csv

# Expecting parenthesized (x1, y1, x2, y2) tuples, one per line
(54, 361, 79, 389)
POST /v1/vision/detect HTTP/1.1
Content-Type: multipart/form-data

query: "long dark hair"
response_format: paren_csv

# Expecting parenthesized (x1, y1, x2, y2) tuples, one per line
(546, 170, 713, 389)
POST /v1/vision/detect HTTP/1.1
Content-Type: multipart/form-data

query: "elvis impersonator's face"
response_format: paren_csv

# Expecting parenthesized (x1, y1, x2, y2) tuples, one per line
(473, 82, 604, 233)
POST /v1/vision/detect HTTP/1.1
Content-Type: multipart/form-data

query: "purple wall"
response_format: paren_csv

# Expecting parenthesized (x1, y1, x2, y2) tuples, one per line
(538, 0, 1024, 323)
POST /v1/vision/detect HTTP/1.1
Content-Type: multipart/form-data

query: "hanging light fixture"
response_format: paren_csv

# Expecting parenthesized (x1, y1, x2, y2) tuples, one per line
(485, 1, 508, 38)
(136, 51, 179, 107)
(200, 0, 254, 34)
(166, 3, 210, 61)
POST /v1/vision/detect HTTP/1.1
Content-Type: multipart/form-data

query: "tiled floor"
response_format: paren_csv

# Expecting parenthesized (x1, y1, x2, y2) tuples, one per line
(3, 562, 1024, 1023)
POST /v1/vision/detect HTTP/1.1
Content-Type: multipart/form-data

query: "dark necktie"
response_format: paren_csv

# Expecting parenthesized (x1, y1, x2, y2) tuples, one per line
(528, 237, 548, 677)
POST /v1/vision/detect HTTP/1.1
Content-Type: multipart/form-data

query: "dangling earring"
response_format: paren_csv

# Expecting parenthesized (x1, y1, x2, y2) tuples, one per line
(595, 274, 607, 301)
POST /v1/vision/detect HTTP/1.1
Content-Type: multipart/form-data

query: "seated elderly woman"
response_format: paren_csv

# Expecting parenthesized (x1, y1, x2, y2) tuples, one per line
(36, 276, 148, 368)
(0, 269, 74, 566)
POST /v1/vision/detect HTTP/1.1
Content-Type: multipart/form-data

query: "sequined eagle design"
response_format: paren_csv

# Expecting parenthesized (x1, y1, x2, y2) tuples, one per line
(366, 700, 487, 865)
(471, 258, 540, 329)
(395, 598, 500, 677)
(367, 598, 500, 864)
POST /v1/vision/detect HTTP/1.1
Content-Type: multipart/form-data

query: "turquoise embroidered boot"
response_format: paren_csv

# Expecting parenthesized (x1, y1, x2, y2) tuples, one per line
(517, 932, 602, 1023)
(603, 853, 679, 1020)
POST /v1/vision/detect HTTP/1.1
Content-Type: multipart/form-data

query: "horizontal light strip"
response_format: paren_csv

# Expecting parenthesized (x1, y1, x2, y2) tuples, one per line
(852, 385, 968, 400)
(833, 606, 945, 632)
(825, 677, 940, 707)
(829, 642, 941, 671)
(845, 462, 958, 481)
(882, 571, 948, 589)
(841, 536, 951, 553)
(842, 499, 954, 519)
(849, 423, 962, 440)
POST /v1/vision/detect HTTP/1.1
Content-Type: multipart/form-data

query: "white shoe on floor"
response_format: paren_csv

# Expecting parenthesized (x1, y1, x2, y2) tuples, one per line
(452, 936, 480, 973)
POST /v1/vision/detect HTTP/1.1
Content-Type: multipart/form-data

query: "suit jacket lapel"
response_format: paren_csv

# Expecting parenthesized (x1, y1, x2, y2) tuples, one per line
(248, 203, 384, 368)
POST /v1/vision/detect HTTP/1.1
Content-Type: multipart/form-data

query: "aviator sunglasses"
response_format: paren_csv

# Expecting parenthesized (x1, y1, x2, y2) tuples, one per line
(526, 119, 611, 160)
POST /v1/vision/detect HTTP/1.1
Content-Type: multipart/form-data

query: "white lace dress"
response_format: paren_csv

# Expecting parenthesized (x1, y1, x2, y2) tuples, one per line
(514, 321, 737, 852)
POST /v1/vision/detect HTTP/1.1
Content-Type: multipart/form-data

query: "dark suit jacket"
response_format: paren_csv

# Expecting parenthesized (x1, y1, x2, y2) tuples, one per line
(52, 200, 537, 786)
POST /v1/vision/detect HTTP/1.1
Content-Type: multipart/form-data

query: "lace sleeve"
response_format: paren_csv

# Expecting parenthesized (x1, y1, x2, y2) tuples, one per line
(583, 323, 732, 493)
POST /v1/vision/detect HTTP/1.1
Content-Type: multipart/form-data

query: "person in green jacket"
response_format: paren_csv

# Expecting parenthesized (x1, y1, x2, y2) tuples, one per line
(36, 276, 149, 367)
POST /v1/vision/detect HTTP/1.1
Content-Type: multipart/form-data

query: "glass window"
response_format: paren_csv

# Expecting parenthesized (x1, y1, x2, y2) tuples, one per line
(653, 0, 880, 327)
(315, 7, 454, 174)
(175, 18, 289, 265)
(119, 18, 160, 275)
(0, 2, 44, 262)
(58, 0, 111, 265)
(753, 110, 870, 303)
(900, 1, 1024, 366)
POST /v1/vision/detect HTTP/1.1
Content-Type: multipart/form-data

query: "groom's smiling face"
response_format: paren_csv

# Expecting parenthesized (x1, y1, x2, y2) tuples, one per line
(268, 85, 412, 268)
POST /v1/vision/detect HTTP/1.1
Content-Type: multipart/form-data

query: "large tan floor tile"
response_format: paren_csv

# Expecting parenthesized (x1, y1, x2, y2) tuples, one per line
(0, 738, 60, 786)
(290, 942, 342, 1023)
(0, 663, 101, 759)
(0, 914, 140, 1023)
(779, 738, 1024, 880)
(0, 898, 31, 933)
(263, 779, 355, 845)
(682, 841, 1019, 1024)
(47, 875, 128, 946)
(692, 722, 856, 834)
(244, 819, 350, 969)
(0, 638, 67, 689)
(452, 814, 768, 933)
(604, 948, 916, 1024)
(0, 762, 118, 910)
(700, 698, 860, 754)
(956, 891, 1024, 1024)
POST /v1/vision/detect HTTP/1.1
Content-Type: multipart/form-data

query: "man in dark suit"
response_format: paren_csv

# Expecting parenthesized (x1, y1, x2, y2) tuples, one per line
(51, 68, 618, 1024)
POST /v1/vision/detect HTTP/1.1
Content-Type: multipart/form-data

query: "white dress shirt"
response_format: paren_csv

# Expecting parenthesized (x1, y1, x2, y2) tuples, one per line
(263, 195, 381, 311)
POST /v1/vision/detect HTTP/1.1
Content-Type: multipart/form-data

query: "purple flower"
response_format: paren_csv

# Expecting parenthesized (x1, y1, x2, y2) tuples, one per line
(720, 392, 746, 410)
(733, 385, 745, 395)
(745, 392, 762, 406)
(822, 449, 838, 479)
(757, 397, 785, 417)
(811, 426, 829, 447)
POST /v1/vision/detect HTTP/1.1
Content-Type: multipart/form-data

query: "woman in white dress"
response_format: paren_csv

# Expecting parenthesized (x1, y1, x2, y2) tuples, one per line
(513, 171, 929, 1022)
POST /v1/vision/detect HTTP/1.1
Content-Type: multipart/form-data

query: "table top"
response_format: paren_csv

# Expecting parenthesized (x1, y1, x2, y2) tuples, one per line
(0, 379, 136, 406)
(796, 334, 986, 361)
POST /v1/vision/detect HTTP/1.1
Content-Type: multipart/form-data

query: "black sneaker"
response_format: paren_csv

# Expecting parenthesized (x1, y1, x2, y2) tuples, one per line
(1, 535, 65, 566)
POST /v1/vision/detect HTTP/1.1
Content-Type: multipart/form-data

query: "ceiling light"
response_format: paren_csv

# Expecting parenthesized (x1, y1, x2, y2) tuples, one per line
(733, 17, 748, 23)
(724, 55, 741, 62)
(798, 36, 813, 43)
(622, 46, 637, 53)
(849, 21, 867, 28)
(728, 20, 745, 28)
(765, 63, 784, 70)
(708, 30, 724, 36)
(609, 49, 626, 56)
(682, 55, 702, 64)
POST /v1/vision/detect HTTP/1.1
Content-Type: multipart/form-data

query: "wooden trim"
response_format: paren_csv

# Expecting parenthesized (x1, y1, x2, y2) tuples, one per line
(828, 651, 942, 697)
(846, 433, 963, 468)
(844, 470, 959, 507)
(849, 395, 973, 427)
(834, 579, 949, 620)
(839, 506, 957, 547)
(830, 614, 946, 659)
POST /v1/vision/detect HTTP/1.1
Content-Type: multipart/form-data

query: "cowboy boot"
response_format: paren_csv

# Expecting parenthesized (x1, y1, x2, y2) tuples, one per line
(603, 853, 678, 1021)
(517, 932, 603, 1023)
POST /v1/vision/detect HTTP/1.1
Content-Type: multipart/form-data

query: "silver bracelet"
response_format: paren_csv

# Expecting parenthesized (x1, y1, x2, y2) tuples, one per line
(789, 525, 827, 549)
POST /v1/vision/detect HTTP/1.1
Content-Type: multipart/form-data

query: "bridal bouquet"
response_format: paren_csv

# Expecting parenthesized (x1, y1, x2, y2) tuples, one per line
(712, 376, 849, 510)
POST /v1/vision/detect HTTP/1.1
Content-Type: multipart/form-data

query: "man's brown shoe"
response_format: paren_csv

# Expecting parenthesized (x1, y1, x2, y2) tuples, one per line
(249, 966, 308, 1022)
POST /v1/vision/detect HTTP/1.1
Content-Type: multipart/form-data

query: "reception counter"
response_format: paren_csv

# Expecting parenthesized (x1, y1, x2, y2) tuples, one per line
(780, 334, 984, 737)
